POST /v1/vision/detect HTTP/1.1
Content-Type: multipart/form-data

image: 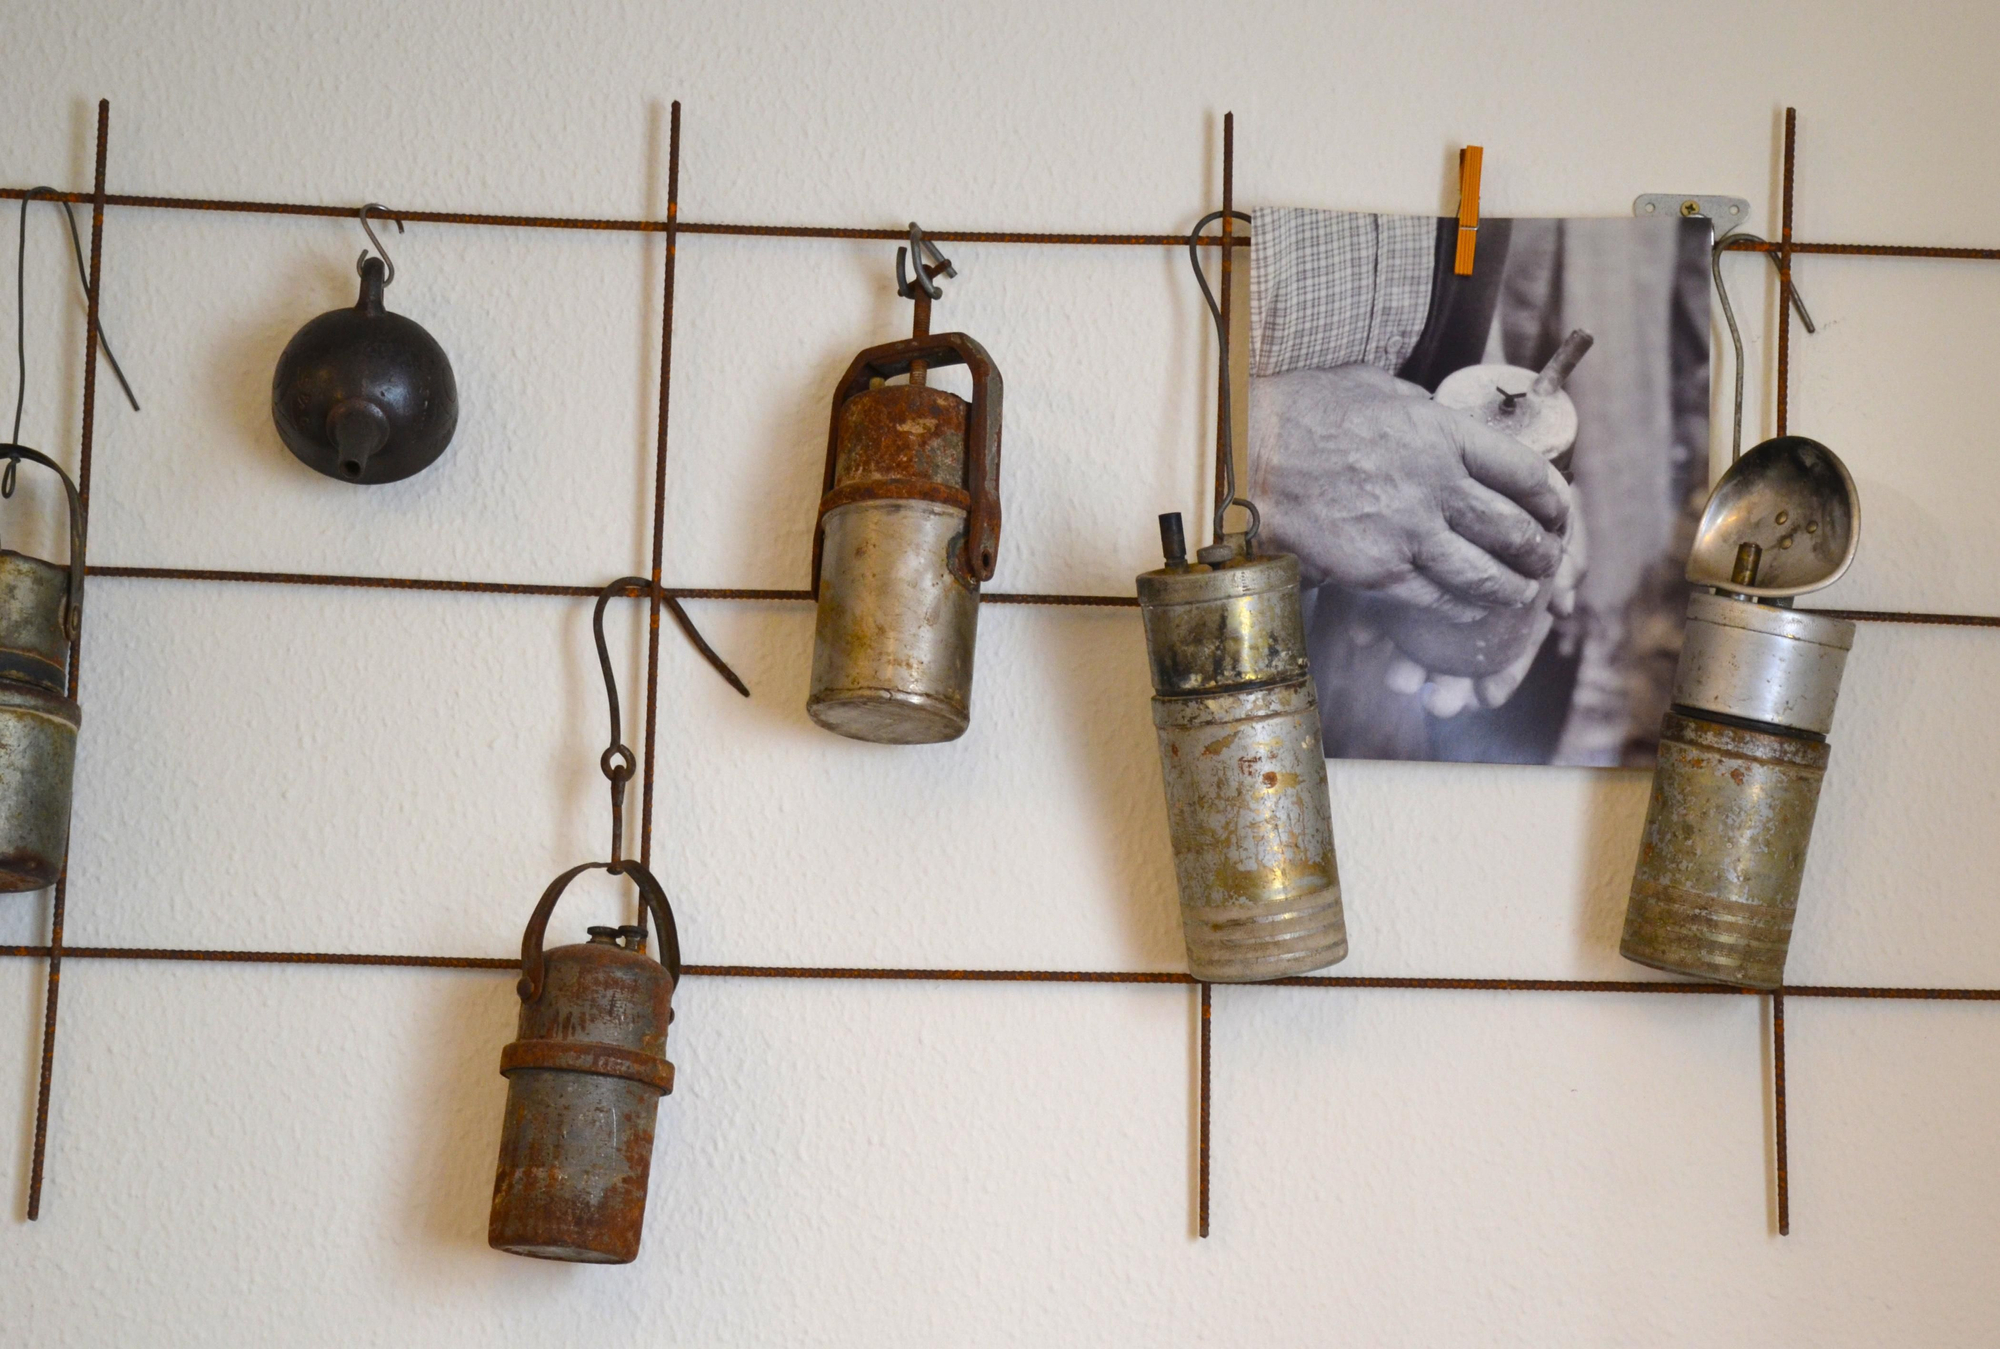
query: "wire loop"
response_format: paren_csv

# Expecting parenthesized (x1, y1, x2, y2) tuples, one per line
(1187, 209, 1259, 547)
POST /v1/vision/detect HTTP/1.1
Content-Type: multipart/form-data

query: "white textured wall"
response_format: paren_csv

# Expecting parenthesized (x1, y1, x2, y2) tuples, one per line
(4, 2, 1999, 1343)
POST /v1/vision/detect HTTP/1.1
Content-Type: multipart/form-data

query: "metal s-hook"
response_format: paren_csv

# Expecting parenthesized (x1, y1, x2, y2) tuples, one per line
(593, 578, 644, 867)
(357, 202, 404, 285)
(896, 222, 956, 301)
(589, 576, 753, 864)
(1710, 227, 1818, 463)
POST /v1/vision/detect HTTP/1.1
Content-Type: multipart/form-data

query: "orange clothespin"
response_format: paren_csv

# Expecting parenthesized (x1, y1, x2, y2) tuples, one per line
(1454, 146, 1483, 275)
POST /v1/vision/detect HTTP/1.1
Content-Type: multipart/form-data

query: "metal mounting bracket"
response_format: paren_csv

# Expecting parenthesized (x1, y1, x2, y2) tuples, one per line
(1633, 193, 1753, 236)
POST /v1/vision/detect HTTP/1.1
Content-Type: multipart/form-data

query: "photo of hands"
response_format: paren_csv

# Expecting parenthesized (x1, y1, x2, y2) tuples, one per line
(1247, 210, 1712, 767)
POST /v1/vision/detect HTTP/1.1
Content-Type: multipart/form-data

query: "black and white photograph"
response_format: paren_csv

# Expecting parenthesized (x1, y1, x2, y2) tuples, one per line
(1248, 210, 1713, 767)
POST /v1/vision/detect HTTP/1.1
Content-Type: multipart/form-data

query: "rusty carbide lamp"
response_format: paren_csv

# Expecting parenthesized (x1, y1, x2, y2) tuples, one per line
(489, 577, 748, 1264)
(1621, 436, 1862, 989)
(1132, 210, 1345, 982)
(807, 225, 1003, 744)
(0, 447, 85, 891)
(272, 205, 458, 484)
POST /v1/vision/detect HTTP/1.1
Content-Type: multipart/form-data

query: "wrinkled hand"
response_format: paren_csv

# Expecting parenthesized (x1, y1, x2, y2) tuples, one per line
(1379, 507, 1589, 716)
(1250, 364, 1572, 622)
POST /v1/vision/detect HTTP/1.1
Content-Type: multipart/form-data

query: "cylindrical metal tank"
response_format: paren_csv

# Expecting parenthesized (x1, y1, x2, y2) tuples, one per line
(1137, 528, 1345, 982)
(807, 336, 1002, 745)
(490, 863, 679, 1264)
(1621, 596, 1854, 989)
(0, 447, 84, 893)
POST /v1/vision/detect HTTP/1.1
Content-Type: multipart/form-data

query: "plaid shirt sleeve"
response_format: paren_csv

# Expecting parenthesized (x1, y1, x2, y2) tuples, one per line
(1249, 209, 1437, 377)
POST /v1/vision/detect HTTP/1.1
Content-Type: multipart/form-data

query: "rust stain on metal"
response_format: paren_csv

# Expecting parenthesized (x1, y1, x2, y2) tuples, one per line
(1139, 545, 1345, 982)
(807, 324, 1003, 745)
(491, 860, 682, 1265)
(1622, 712, 1830, 990)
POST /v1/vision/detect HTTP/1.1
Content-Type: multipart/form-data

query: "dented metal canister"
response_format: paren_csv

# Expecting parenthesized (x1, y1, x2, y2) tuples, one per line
(1623, 708, 1833, 989)
(0, 448, 84, 892)
(490, 861, 680, 1264)
(807, 330, 1002, 744)
(1620, 435, 1861, 989)
(1137, 518, 1345, 982)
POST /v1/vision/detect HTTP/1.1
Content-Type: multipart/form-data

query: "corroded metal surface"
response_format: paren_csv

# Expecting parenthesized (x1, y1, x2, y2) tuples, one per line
(1622, 711, 1830, 989)
(1623, 430, 1859, 988)
(0, 552, 76, 690)
(809, 367, 993, 745)
(825, 382, 967, 508)
(1137, 551, 1308, 695)
(1674, 593, 1853, 734)
(1138, 543, 1344, 982)
(491, 857, 680, 1266)
(1154, 681, 1344, 981)
(491, 926, 676, 1264)
(0, 678, 79, 891)
(810, 500, 978, 743)
(0, 448, 87, 894)
(812, 333, 1003, 590)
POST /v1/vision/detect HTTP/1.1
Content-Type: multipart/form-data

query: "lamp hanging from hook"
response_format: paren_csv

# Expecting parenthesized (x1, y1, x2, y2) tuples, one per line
(271, 203, 457, 483)
(488, 575, 717, 1267)
(356, 202, 404, 286)
(1129, 194, 1348, 984)
(805, 225, 1003, 744)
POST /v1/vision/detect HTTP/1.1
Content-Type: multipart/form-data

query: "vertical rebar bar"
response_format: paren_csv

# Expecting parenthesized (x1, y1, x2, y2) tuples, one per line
(1770, 106, 1797, 1236)
(1773, 989, 1790, 1235)
(1775, 107, 1796, 437)
(1212, 114, 1234, 523)
(1198, 980, 1211, 1239)
(27, 97, 108, 1222)
(637, 100, 681, 927)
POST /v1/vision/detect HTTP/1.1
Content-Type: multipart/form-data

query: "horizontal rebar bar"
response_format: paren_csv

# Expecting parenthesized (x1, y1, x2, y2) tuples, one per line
(1, 944, 1994, 999)
(1806, 608, 2000, 629)
(1723, 238, 2000, 262)
(76, 567, 2000, 625)
(0, 187, 1247, 246)
(16, 186, 2000, 259)
(84, 565, 1137, 607)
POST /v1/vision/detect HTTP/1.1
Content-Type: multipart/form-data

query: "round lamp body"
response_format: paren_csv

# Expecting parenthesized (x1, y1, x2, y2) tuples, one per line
(271, 258, 458, 484)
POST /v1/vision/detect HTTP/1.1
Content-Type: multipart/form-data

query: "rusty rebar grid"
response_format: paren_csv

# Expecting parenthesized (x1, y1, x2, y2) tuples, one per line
(25, 98, 108, 1223)
(12, 99, 2000, 1246)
